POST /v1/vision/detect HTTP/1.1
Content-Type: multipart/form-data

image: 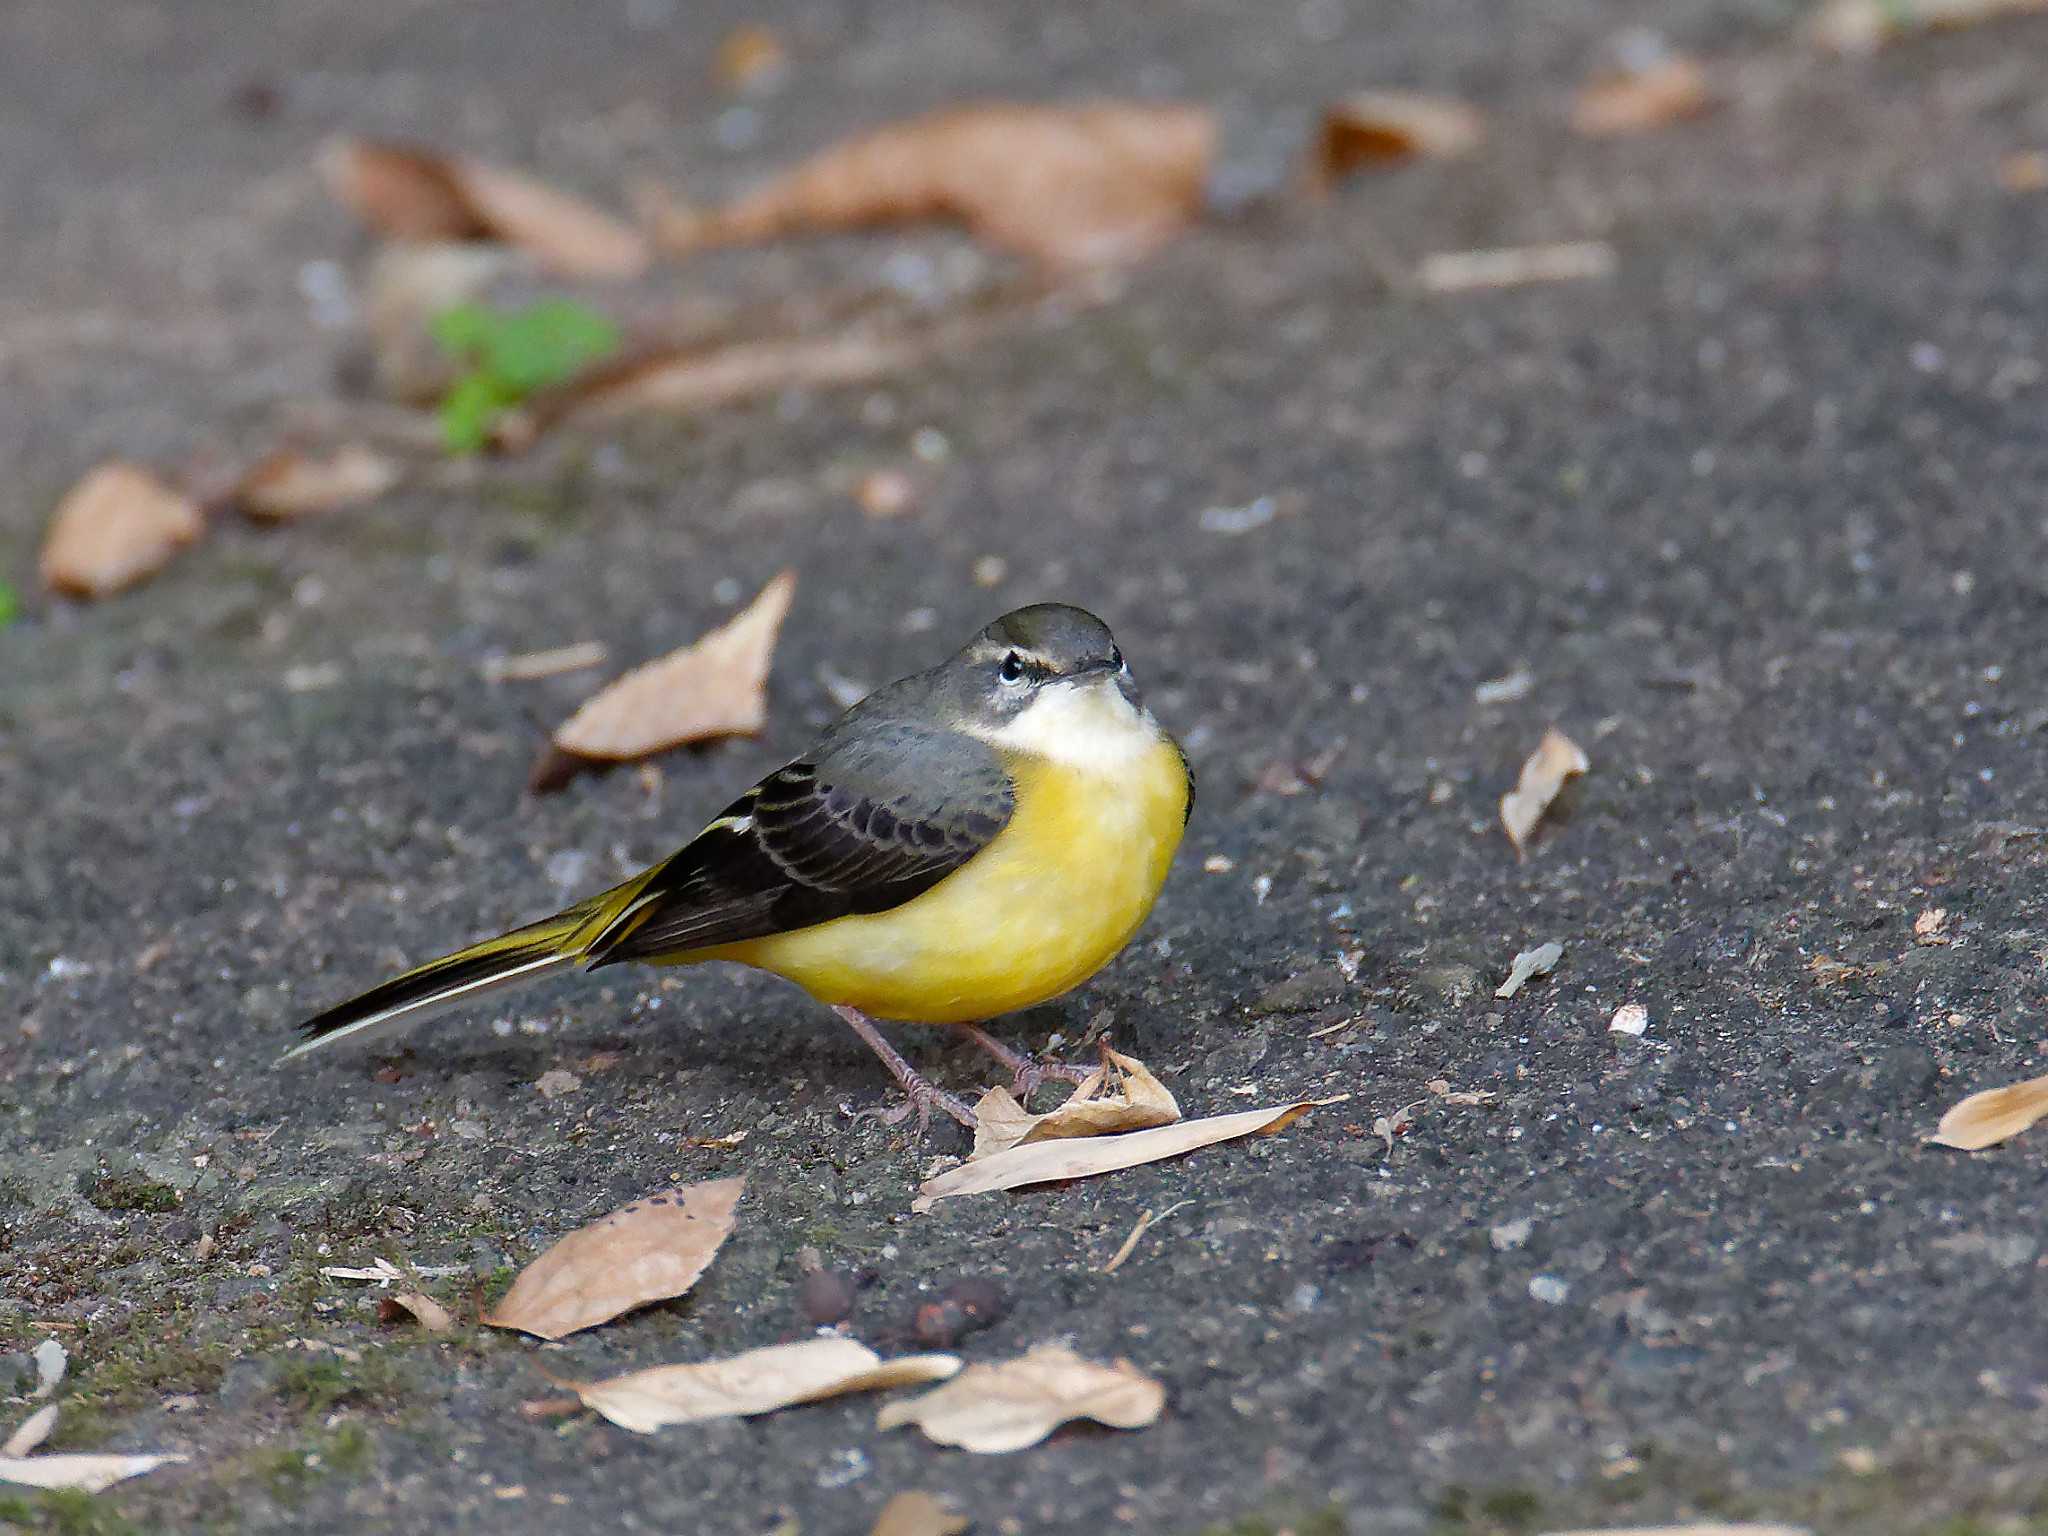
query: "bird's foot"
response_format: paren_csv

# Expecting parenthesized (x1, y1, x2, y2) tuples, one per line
(833, 1006, 977, 1131)
(958, 1024, 1095, 1104)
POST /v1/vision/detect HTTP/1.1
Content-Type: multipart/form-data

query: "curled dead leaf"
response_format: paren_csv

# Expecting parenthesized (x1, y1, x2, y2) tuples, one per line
(1571, 56, 1714, 137)
(916, 1098, 1331, 1211)
(1496, 941, 1565, 1000)
(652, 102, 1216, 273)
(501, 331, 940, 451)
(320, 138, 649, 278)
(1311, 91, 1484, 187)
(237, 444, 401, 522)
(533, 571, 796, 791)
(1929, 1073, 2048, 1151)
(877, 1344, 1163, 1453)
(483, 1176, 743, 1340)
(41, 464, 203, 598)
(970, 1049, 1181, 1160)
(1500, 727, 1589, 857)
(380, 1292, 455, 1333)
(872, 1490, 969, 1536)
(568, 1337, 960, 1433)
(0, 1451, 188, 1494)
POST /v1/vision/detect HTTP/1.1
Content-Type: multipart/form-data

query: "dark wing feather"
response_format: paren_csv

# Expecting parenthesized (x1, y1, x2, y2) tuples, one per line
(586, 722, 1014, 967)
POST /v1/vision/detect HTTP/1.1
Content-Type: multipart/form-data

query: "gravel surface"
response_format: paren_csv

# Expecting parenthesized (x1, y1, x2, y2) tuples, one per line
(7, 3, 2048, 1533)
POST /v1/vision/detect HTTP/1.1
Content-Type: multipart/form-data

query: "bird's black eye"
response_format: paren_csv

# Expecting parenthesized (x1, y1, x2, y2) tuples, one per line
(1111, 646, 1125, 672)
(999, 651, 1027, 684)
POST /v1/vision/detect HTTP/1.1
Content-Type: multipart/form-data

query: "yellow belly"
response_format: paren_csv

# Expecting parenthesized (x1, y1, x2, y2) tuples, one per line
(694, 741, 1188, 1024)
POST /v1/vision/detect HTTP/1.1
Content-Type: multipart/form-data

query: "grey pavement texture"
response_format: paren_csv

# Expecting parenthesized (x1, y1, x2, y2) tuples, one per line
(7, 2, 2048, 1533)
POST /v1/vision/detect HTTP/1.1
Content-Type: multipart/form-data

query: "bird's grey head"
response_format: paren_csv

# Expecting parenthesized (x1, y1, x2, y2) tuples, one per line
(929, 603, 1154, 750)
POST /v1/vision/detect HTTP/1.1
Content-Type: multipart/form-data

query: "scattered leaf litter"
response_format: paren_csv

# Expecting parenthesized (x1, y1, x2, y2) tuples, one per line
(40, 464, 202, 599)
(483, 1176, 744, 1340)
(915, 1099, 1335, 1211)
(1929, 1074, 2048, 1151)
(534, 571, 795, 792)
(876, 1344, 1164, 1453)
(1496, 941, 1565, 1000)
(1500, 727, 1591, 856)
(969, 1049, 1181, 1160)
(650, 102, 1217, 274)
(567, 1338, 959, 1433)
(1609, 1003, 1650, 1036)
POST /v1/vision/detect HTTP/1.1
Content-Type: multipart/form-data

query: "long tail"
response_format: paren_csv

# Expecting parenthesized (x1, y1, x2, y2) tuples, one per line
(278, 900, 609, 1063)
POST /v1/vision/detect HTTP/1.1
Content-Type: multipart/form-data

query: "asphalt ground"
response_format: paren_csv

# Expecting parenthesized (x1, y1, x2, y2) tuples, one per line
(7, 2, 2048, 1533)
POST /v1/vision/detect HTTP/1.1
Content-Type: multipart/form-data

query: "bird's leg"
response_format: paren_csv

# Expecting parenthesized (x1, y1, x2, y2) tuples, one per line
(957, 1024, 1095, 1103)
(832, 1006, 976, 1130)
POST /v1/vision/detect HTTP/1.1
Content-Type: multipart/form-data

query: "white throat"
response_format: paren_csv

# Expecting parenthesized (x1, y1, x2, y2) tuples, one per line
(967, 677, 1162, 773)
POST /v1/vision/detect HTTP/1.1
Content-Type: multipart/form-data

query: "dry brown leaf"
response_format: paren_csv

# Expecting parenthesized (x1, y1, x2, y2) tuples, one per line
(504, 332, 937, 451)
(1929, 1073, 2048, 1150)
(1809, 0, 2045, 50)
(319, 138, 649, 278)
(915, 1099, 1329, 1211)
(652, 102, 1216, 273)
(970, 1049, 1181, 1160)
(41, 464, 203, 598)
(568, 1338, 960, 1433)
(1571, 56, 1714, 136)
(872, 1490, 970, 1536)
(2, 1406, 58, 1460)
(0, 1451, 188, 1494)
(1500, 726, 1590, 857)
(381, 1292, 455, 1333)
(534, 572, 795, 791)
(483, 1176, 744, 1340)
(237, 444, 401, 522)
(877, 1344, 1163, 1453)
(1311, 90, 1484, 186)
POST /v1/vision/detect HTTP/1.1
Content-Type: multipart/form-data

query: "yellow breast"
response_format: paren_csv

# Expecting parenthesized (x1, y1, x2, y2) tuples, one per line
(707, 731, 1189, 1024)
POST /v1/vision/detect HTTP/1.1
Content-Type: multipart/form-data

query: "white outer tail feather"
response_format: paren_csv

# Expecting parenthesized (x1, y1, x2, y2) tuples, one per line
(276, 952, 579, 1063)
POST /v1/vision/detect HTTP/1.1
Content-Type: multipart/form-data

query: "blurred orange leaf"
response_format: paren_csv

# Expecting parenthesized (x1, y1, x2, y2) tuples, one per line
(40, 464, 202, 598)
(237, 444, 401, 522)
(652, 102, 1217, 273)
(320, 138, 649, 278)
(1311, 91, 1484, 187)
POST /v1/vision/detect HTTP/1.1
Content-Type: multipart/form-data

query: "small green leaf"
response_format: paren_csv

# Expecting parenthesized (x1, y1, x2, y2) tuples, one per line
(429, 302, 497, 359)
(431, 298, 620, 455)
(439, 372, 519, 455)
(0, 582, 17, 627)
(485, 299, 621, 393)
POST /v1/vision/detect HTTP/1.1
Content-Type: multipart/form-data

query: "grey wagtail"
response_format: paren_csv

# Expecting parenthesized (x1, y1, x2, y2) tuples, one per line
(283, 604, 1193, 1127)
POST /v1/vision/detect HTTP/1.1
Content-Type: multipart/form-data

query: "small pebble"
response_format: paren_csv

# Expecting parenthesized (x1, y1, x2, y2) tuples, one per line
(799, 1269, 858, 1328)
(1528, 1274, 1570, 1305)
